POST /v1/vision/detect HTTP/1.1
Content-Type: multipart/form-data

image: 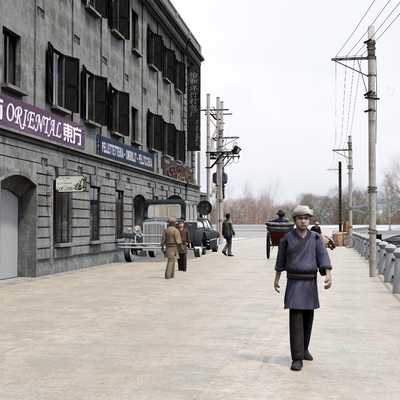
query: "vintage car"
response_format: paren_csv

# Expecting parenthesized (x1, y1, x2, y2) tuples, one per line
(120, 199, 219, 261)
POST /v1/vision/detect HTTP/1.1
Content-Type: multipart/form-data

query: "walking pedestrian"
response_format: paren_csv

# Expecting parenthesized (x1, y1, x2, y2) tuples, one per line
(177, 219, 191, 271)
(222, 213, 235, 256)
(160, 217, 182, 279)
(273, 205, 332, 371)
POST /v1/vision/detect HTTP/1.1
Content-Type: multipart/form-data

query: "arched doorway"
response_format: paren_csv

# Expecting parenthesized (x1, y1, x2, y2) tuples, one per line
(0, 189, 18, 279)
(1, 174, 36, 278)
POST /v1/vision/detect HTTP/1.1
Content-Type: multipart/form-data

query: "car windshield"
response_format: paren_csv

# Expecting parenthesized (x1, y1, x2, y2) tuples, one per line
(148, 204, 181, 218)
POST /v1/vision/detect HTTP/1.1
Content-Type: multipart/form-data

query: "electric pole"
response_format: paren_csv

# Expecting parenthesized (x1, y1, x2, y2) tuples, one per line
(331, 25, 377, 277)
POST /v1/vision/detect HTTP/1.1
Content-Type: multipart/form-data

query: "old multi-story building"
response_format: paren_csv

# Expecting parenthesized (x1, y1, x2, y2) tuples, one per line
(0, 0, 203, 278)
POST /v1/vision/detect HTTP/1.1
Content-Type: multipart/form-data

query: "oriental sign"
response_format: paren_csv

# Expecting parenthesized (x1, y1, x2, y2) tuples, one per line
(0, 92, 85, 150)
(56, 176, 87, 192)
(162, 157, 193, 183)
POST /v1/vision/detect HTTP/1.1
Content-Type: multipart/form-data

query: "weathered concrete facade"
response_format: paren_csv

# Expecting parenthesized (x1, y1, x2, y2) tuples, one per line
(0, 0, 203, 277)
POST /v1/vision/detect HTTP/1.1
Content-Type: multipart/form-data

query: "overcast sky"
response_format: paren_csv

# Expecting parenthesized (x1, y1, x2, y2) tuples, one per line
(171, 0, 400, 204)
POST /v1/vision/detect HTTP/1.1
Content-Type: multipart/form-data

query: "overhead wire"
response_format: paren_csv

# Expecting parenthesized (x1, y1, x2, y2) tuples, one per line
(336, 0, 376, 56)
(347, 0, 393, 56)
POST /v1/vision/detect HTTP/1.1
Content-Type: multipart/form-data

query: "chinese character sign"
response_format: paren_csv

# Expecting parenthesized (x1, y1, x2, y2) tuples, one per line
(187, 65, 201, 151)
(0, 92, 85, 150)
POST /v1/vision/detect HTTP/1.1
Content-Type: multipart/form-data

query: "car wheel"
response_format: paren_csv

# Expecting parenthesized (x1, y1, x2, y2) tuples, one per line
(148, 251, 156, 257)
(124, 238, 137, 262)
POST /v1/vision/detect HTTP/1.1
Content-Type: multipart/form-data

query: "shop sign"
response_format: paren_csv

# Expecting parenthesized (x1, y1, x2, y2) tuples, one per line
(0, 92, 85, 150)
(56, 176, 87, 192)
(162, 157, 192, 183)
(187, 65, 201, 151)
(97, 135, 154, 172)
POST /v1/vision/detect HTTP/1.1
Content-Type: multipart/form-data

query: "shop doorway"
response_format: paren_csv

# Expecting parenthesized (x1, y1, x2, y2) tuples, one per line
(0, 189, 18, 279)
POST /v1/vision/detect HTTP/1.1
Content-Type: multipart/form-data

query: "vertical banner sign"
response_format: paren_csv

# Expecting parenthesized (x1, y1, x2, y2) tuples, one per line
(187, 65, 201, 151)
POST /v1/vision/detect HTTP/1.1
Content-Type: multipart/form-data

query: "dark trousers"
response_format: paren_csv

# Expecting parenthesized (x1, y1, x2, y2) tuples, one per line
(289, 309, 314, 360)
(178, 253, 187, 271)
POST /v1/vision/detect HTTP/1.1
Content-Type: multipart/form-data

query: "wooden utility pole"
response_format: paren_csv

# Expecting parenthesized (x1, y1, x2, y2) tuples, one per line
(217, 100, 224, 239)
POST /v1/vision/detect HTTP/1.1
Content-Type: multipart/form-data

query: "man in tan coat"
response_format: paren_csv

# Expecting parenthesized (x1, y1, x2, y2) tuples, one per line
(161, 217, 182, 279)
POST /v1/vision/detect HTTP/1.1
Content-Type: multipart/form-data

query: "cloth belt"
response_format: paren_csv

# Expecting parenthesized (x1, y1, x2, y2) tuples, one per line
(287, 272, 317, 280)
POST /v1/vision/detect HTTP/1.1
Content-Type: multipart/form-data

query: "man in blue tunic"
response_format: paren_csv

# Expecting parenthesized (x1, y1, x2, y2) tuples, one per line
(274, 205, 332, 371)
(269, 209, 289, 222)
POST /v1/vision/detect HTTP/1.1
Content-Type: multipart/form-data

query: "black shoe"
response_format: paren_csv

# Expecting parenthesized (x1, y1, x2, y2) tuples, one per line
(304, 350, 313, 361)
(222, 250, 227, 256)
(228, 254, 234, 257)
(291, 360, 303, 371)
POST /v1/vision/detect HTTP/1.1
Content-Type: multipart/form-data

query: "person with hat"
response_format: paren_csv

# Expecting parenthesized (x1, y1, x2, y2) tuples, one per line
(273, 205, 332, 371)
(311, 222, 322, 234)
(269, 210, 289, 222)
(160, 217, 182, 279)
(177, 219, 191, 271)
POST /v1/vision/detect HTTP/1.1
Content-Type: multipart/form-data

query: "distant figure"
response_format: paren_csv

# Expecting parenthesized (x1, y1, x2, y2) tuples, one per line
(222, 213, 235, 257)
(311, 222, 335, 250)
(177, 220, 191, 272)
(269, 210, 290, 222)
(310, 222, 322, 234)
(160, 217, 182, 279)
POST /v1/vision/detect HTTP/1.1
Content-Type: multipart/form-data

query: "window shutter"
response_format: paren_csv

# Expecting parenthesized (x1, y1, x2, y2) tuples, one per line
(165, 123, 176, 157)
(96, 0, 108, 18)
(179, 130, 186, 162)
(154, 34, 163, 71)
(179, 62, 186, 93)
(65, 56, 79, 113)
(147, 27, 153, 64)
(95, 76, 108, 126)
(147, 110, 154, 149)
(119, 91, 129, 136)
(108, 83, 115, 131)
(119, 0, 130, 39)
(81, 65, 87, 119)
(154, 114, 163, 152)
(46, 42, 54, 104)
(163, 49, 175, 83)
(108, 0, 114, 29)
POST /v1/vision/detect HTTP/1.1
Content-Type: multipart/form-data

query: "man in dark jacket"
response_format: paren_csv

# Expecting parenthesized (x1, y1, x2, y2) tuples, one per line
(222, 213, 235, 256)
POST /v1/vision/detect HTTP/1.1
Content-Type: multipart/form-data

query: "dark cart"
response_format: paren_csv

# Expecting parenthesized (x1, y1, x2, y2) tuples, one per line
(265, 221, 295, 259)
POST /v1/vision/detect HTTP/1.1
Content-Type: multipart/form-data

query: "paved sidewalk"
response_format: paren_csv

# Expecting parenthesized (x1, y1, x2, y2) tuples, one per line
(0, 238, 400, 399)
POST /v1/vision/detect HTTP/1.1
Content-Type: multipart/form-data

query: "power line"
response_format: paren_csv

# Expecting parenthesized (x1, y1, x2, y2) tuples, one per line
(347, 0, 392, 56)
(336, 0, 376, 56)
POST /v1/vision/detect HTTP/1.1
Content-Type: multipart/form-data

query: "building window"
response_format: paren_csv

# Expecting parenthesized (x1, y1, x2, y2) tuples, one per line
(175, 61, 186, 94)
(109, 0, 130, 39)
(147, 27, 163, 72)
(82, 0, 108, 18)
(163, 48, 175, 84)
(147, 110, 163, 152)
(131, 107, 139, 143)
(165, 122, 176, 158)
(131, 9, 141, 54)
(81, 65, 108, 125)
(108, 84, 129, 136)
(178, 130, 186, 163)
(54, 189, 70, 243)
(90, 187, 100, 241)
(3, 30, 17, 85)
(115, 191, 123, 238)
(46, 42, 79, 113)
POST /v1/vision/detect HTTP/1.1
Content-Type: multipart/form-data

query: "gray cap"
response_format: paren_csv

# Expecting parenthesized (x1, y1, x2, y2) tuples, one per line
(168, 217, 177, 226)
(291, 205, 314, 217)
